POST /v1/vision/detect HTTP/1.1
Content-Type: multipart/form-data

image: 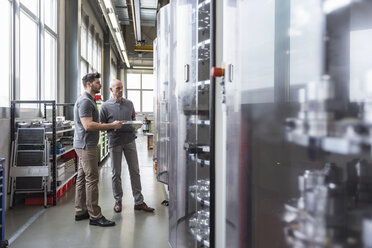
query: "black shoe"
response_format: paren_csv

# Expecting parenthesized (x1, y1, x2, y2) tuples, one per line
(75, 211, 90, 221)
(89, 216, 115, 227)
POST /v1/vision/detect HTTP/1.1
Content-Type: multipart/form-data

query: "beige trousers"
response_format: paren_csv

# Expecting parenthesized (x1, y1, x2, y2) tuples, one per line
(75, 147, 102, 220)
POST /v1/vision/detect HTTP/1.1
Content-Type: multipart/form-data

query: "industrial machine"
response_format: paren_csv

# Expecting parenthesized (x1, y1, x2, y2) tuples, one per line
(222, 0, 372, 247)
(155, 0, 215, 247)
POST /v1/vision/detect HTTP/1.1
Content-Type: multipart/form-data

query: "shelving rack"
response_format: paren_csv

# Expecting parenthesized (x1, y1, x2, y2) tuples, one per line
(98, 131, 108, 163)
(97, 103, 109, 163)
(10, 100, 76, 206)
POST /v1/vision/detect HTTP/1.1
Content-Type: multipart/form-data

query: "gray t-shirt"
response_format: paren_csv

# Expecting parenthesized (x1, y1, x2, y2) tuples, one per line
(73, 92, 99, 148)
(99, 98, 136, 148)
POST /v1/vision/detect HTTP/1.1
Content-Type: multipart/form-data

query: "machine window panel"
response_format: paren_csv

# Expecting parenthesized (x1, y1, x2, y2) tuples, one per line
(350, 29, 372, 102)
(240, 0, 275, 92)
(289, 0, 323, 88)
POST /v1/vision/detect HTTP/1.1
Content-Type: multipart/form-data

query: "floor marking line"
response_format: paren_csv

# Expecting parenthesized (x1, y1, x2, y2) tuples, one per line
(8, 208, 47, 245)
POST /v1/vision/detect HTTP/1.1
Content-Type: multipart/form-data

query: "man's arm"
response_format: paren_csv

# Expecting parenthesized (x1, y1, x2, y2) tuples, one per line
(81, 117, 122, 131)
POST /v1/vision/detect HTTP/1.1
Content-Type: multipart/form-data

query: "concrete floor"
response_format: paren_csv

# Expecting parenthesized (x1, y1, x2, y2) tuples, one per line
(6, 135, 169, 248)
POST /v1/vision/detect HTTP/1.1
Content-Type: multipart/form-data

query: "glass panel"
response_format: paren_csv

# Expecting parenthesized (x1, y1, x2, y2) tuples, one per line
(142, 74, 155, 89)
(21, 0, 38, 15)
(0, 0, 11, 107)
(223, 1, 372, 248)
(20, 11, 38, 104)
(80, 60, 87, 96)
(290, 0, 323, 87)
(81, 25, 87, 59)
(240, 0, 275, 103)
(142, 91, 154, 112)
(88, 32, 92, 64)
(44, 0, 57, 31)
(350, 29, 372, 102)
(127, 90, 140, 112)
(126, 73, 141, 89)
(44, 32, 56, 100)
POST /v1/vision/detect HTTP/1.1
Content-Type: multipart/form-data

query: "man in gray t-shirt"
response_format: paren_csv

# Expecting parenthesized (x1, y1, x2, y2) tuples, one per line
(73, 72, 122, 227)
(99, 79, 154, 213)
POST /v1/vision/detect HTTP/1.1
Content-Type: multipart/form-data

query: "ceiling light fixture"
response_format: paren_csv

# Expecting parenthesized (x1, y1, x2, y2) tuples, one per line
(108, 13, 119, 30)
(116, 32, 125, 50)
(103, 0, 113, 10)
(98, 0, 130, 68)
(132, 65, 153, 70)
(130, 0, 142, 43)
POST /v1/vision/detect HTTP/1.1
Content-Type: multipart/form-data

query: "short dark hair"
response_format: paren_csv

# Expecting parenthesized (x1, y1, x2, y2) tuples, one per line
(82, 72, 100, 88)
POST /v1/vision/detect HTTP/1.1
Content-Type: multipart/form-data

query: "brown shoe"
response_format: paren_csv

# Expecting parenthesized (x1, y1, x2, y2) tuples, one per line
(134, 202, 154, 212)
(114, 201, 122, 213)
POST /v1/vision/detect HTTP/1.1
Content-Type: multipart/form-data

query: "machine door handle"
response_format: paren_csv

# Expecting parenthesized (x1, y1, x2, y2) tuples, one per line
(184, 64, 190, 83)
(228, 64, 234, 82)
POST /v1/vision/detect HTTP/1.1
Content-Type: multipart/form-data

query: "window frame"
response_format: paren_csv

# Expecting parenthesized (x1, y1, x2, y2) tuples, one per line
(79, 11, 103, 97)
(126, 72, 154, 114)
(1, 0, 59, 115)
(0, 0, 13, 111)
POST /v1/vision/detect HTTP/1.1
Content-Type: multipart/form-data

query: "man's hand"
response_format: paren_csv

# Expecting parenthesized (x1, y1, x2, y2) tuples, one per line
(111, 120, 122, 130)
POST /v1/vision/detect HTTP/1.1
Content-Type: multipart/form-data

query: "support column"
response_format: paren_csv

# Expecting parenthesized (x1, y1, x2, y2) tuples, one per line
(103, 32, 111, 101)
(64, 0, 80, 119)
